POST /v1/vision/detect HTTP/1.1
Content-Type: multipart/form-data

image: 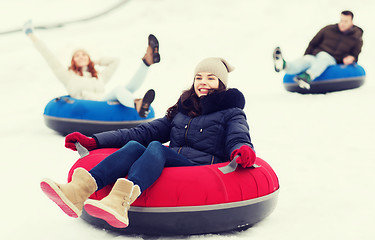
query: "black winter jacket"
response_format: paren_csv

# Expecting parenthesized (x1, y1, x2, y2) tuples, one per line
(93, 89, 253, 165)
(304, 24, 363, 63)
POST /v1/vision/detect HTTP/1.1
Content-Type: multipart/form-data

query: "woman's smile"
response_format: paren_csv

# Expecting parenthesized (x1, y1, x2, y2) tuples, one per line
(194, 72, 219, 97)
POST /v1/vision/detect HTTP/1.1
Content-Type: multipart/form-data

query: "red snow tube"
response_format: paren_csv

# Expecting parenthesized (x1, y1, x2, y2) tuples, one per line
(68, 148, 279, 236)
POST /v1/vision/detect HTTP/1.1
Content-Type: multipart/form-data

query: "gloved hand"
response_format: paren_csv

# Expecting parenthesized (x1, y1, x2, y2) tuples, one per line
(23, 19, 34, 35)
(230, 145, 256, 168)
(65, 132, 97, 151)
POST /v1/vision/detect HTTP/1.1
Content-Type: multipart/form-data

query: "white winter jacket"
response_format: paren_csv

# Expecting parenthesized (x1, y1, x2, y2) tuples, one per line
(33, 38, 119, 100)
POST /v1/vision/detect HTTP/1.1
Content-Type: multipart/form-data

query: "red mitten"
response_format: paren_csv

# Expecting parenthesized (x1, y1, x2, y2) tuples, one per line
(65, 132, 97, 151)
(230, 145, 256, 168)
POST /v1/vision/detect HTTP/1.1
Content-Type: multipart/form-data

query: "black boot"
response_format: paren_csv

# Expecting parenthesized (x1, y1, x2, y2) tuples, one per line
(142, 34, 160, 66)
(149, 34, 160, 64)
(138, 89, 155, 118)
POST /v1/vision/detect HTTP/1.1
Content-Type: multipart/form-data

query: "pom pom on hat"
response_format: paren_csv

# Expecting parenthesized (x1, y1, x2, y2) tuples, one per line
(194, 57, 235, 87)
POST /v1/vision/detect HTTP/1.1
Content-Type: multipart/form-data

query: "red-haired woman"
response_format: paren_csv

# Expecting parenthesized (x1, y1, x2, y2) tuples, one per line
(23, 20, 158, 117)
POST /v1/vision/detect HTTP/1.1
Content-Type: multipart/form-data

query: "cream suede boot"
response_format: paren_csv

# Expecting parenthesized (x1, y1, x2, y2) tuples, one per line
(84, 178, 139, 228)
(40, 167, 97, 218)
(130, 185, 141, 204)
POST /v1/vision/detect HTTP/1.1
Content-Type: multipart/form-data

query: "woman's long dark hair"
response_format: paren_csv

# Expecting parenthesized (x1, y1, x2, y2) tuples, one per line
(166, 80, 226, 119)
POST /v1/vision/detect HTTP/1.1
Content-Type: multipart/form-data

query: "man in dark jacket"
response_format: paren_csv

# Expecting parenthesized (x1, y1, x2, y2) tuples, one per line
(273, 10, 363, 89)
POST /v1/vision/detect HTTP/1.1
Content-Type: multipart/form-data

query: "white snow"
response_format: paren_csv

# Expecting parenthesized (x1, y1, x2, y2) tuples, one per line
(1, 0, 374, 239)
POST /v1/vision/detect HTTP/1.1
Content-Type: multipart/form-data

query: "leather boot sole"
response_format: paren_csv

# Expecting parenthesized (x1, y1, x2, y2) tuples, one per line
(148, 34, 160, 63)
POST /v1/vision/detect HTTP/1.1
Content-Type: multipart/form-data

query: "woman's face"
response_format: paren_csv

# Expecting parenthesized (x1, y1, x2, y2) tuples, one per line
(72, 50, 90, 67)
(194, 72, 219, 97)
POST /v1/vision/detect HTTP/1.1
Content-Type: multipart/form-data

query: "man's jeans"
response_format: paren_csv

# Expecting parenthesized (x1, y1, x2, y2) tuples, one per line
(285, 51, 337, 80)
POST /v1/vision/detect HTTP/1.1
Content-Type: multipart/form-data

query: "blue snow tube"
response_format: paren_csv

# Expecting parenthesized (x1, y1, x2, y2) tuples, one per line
(43, 96, 155, 136)
(283, 64, 366, 94)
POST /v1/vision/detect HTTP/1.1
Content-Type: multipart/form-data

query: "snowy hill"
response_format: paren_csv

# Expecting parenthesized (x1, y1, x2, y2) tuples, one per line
(0, 0, 374, 239)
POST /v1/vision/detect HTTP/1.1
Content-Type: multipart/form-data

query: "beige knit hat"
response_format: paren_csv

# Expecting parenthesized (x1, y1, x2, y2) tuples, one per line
(194, 57, 235, 87)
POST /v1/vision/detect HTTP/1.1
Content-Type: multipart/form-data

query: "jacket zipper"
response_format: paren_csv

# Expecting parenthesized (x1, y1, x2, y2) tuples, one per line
(178, 118, 193, 154)
(211, 156, 215, 165)
(184, 118, 193, 147)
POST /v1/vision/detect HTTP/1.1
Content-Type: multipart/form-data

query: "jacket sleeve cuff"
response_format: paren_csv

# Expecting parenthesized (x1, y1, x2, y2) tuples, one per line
(92, 135, 101, 148)
(229, 143, 255, 158)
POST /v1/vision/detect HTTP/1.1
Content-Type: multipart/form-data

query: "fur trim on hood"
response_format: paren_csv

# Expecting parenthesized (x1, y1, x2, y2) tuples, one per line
(178, 88, 245, 116)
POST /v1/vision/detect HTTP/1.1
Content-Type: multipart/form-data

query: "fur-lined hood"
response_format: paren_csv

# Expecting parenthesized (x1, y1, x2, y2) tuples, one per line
(178, 88, 245, 115)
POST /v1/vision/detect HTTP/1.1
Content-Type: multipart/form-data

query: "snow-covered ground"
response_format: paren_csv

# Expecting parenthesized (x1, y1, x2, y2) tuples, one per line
(1, 0, 374, 239)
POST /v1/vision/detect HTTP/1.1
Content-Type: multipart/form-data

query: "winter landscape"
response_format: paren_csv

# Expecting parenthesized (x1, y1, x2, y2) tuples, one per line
(0, 0, 374, 239)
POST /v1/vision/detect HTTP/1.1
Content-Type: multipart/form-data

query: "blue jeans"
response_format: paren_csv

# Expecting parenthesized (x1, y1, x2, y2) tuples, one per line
(89, 141, 196, 192)
(285, 51, 337, 80)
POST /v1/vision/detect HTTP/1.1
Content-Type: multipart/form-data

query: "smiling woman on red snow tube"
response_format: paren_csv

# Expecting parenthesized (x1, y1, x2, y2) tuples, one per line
(67, 147, 280, 236)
